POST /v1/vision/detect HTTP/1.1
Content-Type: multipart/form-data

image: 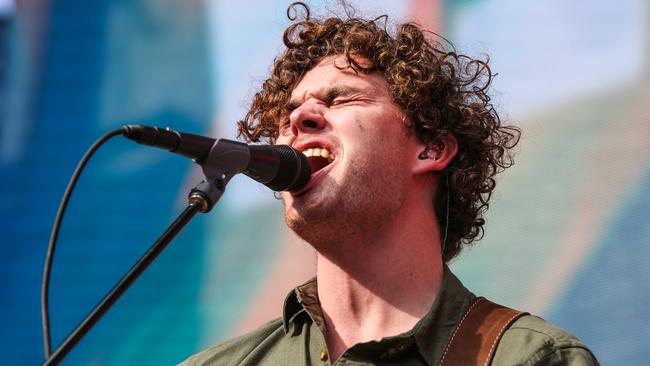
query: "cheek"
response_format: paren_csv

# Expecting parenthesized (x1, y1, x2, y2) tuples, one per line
(275, 132, 292, 145)
(334, 112, 370, 142)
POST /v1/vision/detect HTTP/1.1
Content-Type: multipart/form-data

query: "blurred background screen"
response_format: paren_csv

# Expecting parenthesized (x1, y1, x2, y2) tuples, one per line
(0, 0, 648, 364)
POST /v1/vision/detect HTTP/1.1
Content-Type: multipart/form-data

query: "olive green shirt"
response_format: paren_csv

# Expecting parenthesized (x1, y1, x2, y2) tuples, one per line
(181, 268, 598, 365)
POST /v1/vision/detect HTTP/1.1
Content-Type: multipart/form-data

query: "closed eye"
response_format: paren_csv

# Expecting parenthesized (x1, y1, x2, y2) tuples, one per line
(330, 96, 366, 107)
(286, 101, 301, 112)
(330, 98, 350, 106)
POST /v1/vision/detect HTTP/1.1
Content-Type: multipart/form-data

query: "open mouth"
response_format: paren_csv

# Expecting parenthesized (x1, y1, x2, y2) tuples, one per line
(291, 146, 336, 196)
(303, 147, 335, 175)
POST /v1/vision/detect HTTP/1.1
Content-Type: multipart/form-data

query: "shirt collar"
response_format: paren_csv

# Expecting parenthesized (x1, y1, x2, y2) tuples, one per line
(283, 277, 318, 333)
(282, 266, 476, 365)
(411, 266, 477, 364)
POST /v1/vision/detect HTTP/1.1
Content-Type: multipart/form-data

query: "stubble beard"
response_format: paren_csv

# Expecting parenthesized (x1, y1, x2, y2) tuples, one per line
(282, 145, 408, 253)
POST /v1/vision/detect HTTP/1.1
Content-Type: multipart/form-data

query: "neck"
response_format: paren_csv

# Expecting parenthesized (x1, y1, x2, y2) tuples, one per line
(315, 192, 445, 361)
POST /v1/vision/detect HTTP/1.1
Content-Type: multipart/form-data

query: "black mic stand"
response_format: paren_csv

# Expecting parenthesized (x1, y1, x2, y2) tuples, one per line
(42, 173, 231, 366)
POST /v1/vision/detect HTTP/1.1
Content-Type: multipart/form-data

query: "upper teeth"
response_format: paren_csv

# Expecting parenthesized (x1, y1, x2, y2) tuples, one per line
(303, 147, 335, 162)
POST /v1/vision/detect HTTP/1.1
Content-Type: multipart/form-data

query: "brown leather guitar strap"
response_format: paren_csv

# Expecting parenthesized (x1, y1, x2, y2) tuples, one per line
(438, 297, 529, 366)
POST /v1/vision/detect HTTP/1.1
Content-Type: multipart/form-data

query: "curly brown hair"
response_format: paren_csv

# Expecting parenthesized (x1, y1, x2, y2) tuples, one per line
(237, 2, 521, 262)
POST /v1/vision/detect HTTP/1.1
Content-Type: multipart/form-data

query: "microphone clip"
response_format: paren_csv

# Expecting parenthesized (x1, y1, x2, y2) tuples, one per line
(188, 139, 252, 213)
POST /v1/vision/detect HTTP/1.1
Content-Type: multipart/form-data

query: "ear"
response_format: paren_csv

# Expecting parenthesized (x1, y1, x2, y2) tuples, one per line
(412, 133, 458, 174)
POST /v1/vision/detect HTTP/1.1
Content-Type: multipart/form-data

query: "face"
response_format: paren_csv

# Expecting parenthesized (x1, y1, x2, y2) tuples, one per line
(276, 55, 421, 249)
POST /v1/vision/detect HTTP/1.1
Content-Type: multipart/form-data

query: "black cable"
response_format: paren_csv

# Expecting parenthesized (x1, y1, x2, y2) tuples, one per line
(41, 127, 126, 358)
(43, 201, 203, 366)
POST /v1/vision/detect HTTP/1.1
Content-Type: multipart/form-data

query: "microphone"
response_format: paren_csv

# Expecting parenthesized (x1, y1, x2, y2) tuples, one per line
(122, 125, 311, 191)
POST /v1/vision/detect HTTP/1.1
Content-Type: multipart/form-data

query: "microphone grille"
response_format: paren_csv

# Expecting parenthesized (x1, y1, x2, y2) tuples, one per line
(268, 145, 311, 191)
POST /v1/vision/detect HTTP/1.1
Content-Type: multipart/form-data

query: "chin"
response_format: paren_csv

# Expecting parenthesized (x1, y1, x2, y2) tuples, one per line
(282, 205, 322, 243)
(284, 211, 307, 233)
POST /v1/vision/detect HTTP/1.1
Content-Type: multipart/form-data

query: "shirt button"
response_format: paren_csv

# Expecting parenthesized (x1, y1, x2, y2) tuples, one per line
(320, 348, 328, 362)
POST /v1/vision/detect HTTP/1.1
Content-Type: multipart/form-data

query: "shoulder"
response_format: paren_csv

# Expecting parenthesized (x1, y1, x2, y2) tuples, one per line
(178, 318, 285, 366)
(493, 315, 599, 366)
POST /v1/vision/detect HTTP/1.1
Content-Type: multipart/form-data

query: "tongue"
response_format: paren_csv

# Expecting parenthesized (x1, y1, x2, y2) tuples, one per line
(308, 156, 331, 175)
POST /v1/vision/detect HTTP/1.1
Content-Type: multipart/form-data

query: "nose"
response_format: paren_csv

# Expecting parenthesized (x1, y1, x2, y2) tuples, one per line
(288, 99, 326, 135)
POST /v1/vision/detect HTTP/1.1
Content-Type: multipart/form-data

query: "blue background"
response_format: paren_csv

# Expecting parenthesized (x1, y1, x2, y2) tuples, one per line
(1, 0, 648, 364)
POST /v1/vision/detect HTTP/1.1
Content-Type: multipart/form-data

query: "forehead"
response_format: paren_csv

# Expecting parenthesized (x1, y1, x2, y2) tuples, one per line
(290, 56, 389, 100)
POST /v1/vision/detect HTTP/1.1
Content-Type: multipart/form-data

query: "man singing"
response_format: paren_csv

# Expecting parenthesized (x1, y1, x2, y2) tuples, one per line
(182, 3, 598, 365)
